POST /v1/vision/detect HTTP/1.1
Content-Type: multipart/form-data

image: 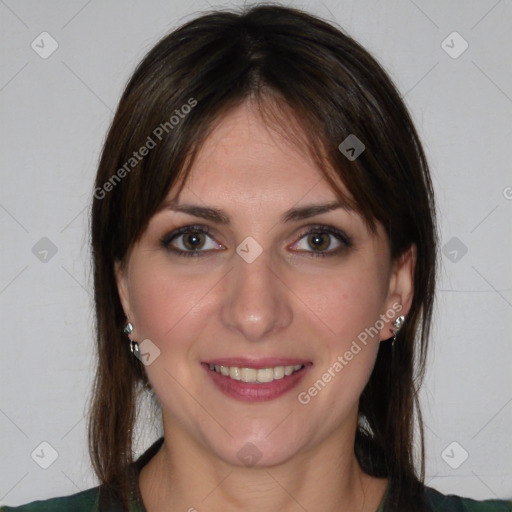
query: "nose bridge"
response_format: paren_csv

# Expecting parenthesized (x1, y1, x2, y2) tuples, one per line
(220, 242, 293, 342)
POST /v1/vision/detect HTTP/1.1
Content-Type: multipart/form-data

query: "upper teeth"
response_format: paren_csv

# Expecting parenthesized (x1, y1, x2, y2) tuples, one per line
(209, 364, 304, 383)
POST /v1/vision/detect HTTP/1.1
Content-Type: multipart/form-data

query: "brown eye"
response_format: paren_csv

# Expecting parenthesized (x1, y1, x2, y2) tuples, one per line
(290, 225, 353, 258)
(307, 233, 331, 252)
(182, 232, 206, 250)
(160, 225, 224, 258)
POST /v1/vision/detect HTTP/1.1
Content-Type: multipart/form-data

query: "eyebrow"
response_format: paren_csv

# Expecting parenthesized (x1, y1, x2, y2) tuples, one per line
(159, 199, 352, 225)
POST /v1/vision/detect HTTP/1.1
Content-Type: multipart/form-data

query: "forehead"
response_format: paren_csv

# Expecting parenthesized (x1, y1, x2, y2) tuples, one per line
(172, 101, 350, 208)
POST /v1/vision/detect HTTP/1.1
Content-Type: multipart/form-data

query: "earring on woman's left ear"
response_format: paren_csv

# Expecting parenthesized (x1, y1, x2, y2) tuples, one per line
(391, 315, 405, 347)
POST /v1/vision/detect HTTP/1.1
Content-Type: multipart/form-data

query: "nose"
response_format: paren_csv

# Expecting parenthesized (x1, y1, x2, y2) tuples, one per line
(219, 243, 293, 343)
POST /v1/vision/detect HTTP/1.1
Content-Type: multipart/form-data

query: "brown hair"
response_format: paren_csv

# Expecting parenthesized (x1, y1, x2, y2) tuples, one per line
(89, 4, 437, 510)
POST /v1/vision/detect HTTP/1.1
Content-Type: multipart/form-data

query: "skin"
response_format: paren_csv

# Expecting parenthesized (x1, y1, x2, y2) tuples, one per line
(116, 101, 416, 512)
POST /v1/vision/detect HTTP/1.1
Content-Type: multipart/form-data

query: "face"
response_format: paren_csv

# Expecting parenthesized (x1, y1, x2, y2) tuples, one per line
(116, 101, 414, 468)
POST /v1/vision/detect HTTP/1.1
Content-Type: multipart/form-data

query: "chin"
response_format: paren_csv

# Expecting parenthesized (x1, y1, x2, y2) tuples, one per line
(206, 430, 306, 469)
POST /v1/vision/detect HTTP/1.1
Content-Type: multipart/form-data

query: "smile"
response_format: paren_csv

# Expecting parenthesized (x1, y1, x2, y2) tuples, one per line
(203, 360, 311, 402)
(208, 364, 304, 383)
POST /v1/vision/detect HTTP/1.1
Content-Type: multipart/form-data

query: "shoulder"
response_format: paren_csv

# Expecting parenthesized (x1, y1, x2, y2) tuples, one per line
(0, 486, 101, 512)
(424, 486, 512, 512)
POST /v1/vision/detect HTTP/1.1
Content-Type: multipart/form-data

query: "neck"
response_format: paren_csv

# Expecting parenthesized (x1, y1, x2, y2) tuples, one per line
(139, 417, 388, 512)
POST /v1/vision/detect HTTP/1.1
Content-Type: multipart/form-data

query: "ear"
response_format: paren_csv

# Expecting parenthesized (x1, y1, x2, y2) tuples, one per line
(380, 244, 416, 340)
(115, 259, 133, 323)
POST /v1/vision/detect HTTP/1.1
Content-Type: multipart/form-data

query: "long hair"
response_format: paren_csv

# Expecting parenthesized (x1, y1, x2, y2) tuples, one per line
(89, 5, 437, 510)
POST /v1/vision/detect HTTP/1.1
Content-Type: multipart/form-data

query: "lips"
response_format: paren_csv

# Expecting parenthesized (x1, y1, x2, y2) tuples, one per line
(202, 358, 312, 402)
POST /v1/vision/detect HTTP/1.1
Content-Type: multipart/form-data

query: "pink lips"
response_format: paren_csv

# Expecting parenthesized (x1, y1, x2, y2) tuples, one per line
(202, 358, 312, 402)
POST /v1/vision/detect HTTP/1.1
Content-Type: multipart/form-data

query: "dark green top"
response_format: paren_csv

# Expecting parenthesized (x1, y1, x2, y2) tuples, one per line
(2, 437, 511, 511)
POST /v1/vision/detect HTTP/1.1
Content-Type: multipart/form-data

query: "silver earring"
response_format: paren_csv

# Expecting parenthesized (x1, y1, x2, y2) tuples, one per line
(123, 322, 140, 356)
(130, 340, 140, 356)
(391, 315, 405, 347)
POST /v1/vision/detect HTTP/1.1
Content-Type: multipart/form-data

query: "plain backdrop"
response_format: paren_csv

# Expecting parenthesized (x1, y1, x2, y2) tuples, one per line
(1, 0, 511, 507)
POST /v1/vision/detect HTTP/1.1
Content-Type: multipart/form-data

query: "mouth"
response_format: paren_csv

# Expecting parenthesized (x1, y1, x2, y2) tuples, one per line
(202, 359, 311, 402)
(208, 363, 305, 383)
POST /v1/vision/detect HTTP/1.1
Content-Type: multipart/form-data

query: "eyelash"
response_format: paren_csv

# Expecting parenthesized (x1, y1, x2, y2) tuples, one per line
(160, 224, 353, 259)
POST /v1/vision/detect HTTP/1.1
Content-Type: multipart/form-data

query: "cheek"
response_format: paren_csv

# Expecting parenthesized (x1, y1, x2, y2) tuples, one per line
(297, 262, 387, 343)
(126, 257, 217, 347)
(292, 261, 388, 411)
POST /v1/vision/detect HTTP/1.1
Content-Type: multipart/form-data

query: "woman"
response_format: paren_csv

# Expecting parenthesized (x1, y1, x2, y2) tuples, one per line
(2, 4, 510, 512)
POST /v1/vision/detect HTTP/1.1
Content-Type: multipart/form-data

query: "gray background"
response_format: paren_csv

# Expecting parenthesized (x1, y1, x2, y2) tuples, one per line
(1, 0, 511, 506)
